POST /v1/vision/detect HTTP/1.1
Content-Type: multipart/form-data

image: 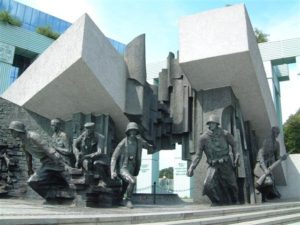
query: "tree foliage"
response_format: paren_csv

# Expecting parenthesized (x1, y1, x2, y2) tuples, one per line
(159, 167, 173, 179)
(254, 28, 269, 43)
(283, 109, 300, 153)
(36, 26, 60, 40)
(0, 10, 22, 27)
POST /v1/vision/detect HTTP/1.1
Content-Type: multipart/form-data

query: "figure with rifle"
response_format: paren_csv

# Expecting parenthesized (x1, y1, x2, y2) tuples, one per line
(254, 126, 286, 202)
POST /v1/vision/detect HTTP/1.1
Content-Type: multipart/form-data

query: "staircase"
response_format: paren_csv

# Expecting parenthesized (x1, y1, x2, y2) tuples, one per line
(1, 200, 300, 225)
(144, 202, 300, 225)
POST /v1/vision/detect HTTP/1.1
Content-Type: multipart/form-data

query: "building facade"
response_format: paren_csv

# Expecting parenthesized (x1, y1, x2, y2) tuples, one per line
(0, 0, 125, 94)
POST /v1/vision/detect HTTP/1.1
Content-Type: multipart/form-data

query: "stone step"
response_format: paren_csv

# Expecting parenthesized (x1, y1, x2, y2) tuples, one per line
(231, 213, 300, 225)
(1, 200, 300, 225)
(143, 206, 300, 225)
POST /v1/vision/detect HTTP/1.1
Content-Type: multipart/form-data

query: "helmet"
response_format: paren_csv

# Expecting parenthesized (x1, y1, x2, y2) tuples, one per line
(51, 118, 61, 126)
(206, 115, 220, 125)
(8, 121, 26, 133)
(125, 122, 139, 134)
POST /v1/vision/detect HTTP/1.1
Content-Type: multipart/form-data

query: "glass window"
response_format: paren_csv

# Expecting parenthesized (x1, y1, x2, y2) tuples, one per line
(1, 0, 10, 11)
(9, 66, 19, 83)
(37, 11, 46, 27)
(9, 0, 17, 15)
(47, 15, 54, 27)
(52, 18, 60, 32)
(16, 3, 25, 21)
(59, 21, 70, 33)
(30, 9, 39, 28)
(23, 6, 32, 25)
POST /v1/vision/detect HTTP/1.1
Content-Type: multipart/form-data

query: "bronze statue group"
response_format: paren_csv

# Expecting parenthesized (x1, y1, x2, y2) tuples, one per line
(7, 114, 286, 208)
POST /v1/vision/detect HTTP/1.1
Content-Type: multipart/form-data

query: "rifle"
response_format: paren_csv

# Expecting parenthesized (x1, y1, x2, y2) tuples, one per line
(256, 151, 291, 187)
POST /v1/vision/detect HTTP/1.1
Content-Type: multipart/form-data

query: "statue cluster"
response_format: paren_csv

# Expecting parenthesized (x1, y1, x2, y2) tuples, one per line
(186, 115, 286, 205)
(6, 115, 286, 207)
(8, 120, 152, 208)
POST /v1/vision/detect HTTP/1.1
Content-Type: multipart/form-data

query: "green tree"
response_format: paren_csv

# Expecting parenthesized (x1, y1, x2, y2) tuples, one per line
(159, 167, 173, 179)
(283, 109, 300, 153)
(254, 28, 269, 43)
(36, 26, 60, 40)
(0, 10, 22, 27)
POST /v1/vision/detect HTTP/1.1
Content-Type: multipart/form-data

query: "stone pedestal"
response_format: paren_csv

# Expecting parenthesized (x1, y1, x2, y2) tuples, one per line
(70, 168, 122, 207)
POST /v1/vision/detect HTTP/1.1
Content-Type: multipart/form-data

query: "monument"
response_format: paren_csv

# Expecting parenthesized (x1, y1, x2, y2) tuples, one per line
(187, 114, 240, 205)
(254, 126, 288, 202)
(111, 122, 153, 208)
(8, 121, 74, 203)
(0, 4, 288, 207)
(50, 118, 72, 166)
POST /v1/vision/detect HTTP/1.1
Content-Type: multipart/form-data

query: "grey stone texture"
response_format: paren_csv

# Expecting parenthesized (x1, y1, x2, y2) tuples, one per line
(179, 4, 280, 148)
(2, 14, 129, 138)
(1, 198, 300, 224)
(0, 4, 288, 205)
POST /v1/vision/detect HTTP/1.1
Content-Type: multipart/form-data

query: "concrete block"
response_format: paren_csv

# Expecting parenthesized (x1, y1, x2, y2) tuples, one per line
(1, 14, 129, 137)
(179, 4, 279, 146)
(278, 154, 300, 199)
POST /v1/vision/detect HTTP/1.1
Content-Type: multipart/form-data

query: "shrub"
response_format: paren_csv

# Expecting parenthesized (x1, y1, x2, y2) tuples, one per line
(283, 109, 300, 153)
(36, 26, 60, 40)
(0, 10, 22, 27)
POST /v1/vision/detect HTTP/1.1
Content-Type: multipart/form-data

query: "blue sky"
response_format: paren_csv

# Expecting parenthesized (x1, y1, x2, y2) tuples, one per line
(16, 0, 300, 63)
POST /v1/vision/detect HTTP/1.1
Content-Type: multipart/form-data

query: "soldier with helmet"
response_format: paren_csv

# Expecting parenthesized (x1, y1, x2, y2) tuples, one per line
(110, 122, 153, 208)
(187, 114, 240, 205)
(8, 121, 73, 200)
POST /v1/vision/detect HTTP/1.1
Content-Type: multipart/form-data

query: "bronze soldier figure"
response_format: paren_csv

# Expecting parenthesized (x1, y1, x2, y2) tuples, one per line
(254, 126, 282, 201)
(51, 119, 72, 166)
(73, 122, 109, 187)
(8, 121, 73, 201)
(187, 115, 240, 205)
(110, 122, 152, 208)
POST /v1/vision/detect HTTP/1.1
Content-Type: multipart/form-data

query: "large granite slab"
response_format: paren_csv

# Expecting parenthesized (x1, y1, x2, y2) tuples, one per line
(179, 4, 279, 146)
(1, 14, 129, 137)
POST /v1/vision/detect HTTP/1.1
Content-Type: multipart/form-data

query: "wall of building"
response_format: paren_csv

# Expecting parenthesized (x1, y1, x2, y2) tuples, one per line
(0, 0, 126, 95)
(277, 154, 300, 200)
